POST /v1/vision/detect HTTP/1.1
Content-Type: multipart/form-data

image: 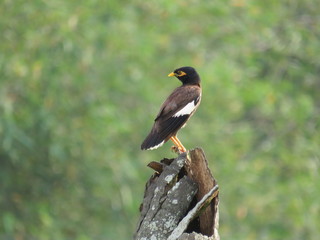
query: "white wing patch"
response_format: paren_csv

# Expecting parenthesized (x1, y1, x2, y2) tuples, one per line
(147, 140, 165, 150)
(173, 101, 196, 117)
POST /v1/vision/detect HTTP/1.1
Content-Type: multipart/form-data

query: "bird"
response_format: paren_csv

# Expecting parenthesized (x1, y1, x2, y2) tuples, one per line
(141, 66, 202, 153)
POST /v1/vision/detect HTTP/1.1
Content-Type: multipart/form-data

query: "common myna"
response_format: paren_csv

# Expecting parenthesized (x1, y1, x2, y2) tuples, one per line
(141, 66, 201, 153)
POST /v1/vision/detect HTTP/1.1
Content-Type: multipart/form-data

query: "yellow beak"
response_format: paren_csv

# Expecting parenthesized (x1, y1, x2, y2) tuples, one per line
(168, 72, 175, 77)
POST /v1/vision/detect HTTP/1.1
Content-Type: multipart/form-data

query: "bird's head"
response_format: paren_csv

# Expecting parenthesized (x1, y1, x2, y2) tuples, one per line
(168, 66, 200, 85)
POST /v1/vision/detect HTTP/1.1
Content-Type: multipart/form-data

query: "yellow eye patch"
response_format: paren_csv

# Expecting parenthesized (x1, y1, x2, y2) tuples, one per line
(176, 71, 187, 77)
(168, 70, 187, 77)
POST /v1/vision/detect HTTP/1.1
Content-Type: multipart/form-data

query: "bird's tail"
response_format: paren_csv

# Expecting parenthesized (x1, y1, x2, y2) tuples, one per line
(141, 128, 165, 150)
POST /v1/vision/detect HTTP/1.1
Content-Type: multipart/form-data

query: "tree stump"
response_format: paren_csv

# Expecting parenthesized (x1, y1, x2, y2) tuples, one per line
(134, 148, 219, 240)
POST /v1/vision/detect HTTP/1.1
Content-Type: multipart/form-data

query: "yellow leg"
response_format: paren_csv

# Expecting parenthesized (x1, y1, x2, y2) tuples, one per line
(170, 136, 186, 153)
(170, 137, 181, 153)
(173, 136, 187, 152)
(169, 136, 180, 148)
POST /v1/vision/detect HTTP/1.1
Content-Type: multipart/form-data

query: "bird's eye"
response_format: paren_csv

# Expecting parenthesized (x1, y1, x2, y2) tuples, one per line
(177, 71, 187, 77)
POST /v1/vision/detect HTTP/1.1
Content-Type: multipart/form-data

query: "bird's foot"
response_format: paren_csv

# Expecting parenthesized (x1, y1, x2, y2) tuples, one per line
(171, 145, 180, 154)
(171, 145, 187, 154)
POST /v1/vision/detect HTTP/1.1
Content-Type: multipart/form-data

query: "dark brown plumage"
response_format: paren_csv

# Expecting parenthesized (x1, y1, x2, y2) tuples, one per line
(141, 66, 202, 153)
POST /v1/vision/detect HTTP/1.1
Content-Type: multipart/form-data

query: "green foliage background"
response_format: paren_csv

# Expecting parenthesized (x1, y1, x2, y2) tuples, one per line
(1, 0, 319, 239)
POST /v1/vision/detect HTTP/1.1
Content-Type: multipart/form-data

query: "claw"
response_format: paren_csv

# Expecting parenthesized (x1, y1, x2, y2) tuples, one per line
(170, 145, 180, 154)
(169, 136, 187, 153)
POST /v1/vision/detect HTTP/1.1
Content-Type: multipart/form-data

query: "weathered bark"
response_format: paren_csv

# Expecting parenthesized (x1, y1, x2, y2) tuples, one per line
(134, 148, 219, 240)
(186, 149, 219, 238)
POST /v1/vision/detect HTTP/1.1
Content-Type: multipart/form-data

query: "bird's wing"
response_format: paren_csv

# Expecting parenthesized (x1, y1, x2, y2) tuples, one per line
(141, 85, 201, 150)
(152, 85, 201, 140)
(155, 85, 201, 121)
